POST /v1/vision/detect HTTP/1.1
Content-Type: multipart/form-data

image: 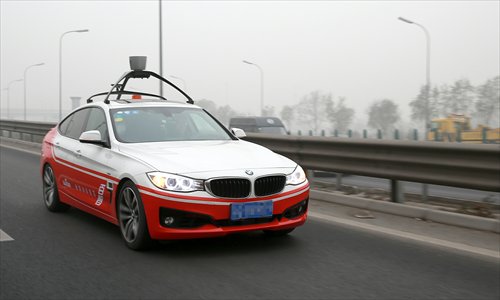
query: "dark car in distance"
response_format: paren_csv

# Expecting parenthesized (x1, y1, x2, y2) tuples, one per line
(229, 117, 288, 135)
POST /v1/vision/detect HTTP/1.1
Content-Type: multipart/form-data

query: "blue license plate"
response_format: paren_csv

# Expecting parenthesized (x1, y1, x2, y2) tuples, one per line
(230, 201, 273, 220)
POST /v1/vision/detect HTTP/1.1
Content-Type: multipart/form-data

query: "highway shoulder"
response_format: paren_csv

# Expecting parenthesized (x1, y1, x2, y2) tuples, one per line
(308, 197, 500, 259)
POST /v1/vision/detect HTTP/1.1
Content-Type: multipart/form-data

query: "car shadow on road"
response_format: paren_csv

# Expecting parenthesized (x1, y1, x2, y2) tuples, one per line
(153, 231, 303, 257)
(63, 207, 305, 256)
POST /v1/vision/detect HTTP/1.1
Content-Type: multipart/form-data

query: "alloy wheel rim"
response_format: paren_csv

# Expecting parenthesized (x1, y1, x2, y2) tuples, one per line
(43, 166, 55, 206)
(119, 187, 140, 243)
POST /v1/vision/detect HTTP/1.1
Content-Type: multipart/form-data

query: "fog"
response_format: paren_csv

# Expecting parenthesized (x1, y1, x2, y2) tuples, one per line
(1, 1, 499, 130)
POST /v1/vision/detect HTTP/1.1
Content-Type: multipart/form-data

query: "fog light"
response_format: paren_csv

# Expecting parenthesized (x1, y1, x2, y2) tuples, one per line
(283, 199, 308, 219)
(164, 216, 175, 225)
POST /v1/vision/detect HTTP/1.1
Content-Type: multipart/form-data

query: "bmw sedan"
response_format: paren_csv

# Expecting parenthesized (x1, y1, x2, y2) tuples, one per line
(41, 58, 309, 250)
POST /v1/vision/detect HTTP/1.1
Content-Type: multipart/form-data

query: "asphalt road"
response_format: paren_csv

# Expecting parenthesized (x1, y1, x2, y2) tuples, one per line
(1, 146, 499, 300)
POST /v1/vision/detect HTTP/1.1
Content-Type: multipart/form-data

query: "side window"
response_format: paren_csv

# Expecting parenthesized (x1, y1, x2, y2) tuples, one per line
(85, 108, 108, 141)
(65, 108, 90, 140)
(58, 114, 73, 135)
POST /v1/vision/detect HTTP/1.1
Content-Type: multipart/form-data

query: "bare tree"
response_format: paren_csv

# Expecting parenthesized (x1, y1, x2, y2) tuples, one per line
(368, 99, 399, 135)
(410, 85, 440, 123)
(296, 91, 333, 134)
(327, 97, 355, 133)
(474, 76, 500, 126)
(262, 106, 275, 117)
(280, 105, 294, 131)
(439, 79, 475, 116)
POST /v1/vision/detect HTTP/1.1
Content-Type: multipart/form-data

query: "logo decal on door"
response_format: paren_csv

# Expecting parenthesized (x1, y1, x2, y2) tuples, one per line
(62, 178, 72, 188)
(95, 184, 106, 206)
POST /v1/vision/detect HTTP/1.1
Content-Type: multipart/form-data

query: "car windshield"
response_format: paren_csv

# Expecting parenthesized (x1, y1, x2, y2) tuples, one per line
(110, 107, 233, 143)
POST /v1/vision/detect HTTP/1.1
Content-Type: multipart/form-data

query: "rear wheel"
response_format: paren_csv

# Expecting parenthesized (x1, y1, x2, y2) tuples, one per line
(118, 181, 153, 250)
(263, 228, 295, 236)
(42, 164, 69, 212)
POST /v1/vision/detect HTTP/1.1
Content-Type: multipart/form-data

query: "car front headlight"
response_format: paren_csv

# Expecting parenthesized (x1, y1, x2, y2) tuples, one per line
(286, 165, 306, 185)
(147, 172, 204, 192)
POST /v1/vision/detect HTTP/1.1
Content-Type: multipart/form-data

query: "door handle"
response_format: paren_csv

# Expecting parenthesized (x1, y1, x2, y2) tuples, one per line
(75, 150, 82, 157)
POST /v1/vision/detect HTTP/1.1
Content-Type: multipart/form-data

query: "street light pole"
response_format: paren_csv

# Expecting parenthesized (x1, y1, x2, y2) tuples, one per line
(168, 75, 187, 91)
(3, 79, 23, 119)
(59, 29, 89, 121)
(242, 60, 264, 116)
(398, 16, 431, 203)
(398, 17, 431, 135)
(159, 0, 164, 97)
(23, 63, 44, 120)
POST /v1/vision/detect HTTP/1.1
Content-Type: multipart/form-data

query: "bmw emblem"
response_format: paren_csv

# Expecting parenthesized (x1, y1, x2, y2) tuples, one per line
(245, 170, 254, 176)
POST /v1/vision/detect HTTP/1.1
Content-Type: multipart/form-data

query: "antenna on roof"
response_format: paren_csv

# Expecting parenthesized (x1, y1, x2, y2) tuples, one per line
(129, 56, 147, 71)
(87, 56, 194, 104)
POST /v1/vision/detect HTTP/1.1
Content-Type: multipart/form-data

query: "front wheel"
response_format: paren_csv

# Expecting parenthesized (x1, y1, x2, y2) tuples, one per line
(263, 228, 295, 236)
(42, 164, 69, 212)
(118, 181, 153, 250)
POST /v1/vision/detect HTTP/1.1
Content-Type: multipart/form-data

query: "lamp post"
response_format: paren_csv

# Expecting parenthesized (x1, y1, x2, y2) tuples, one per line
(398, 16, 431, 202)
(168, 75, 187, 91)
(159, 0, 164, 97)
(23, 63, 44, 120)
(59, 29, 89, 120)
(398, 16, 431, 135)
(242, 60, 264, 116)
(2, 79, 23, 119)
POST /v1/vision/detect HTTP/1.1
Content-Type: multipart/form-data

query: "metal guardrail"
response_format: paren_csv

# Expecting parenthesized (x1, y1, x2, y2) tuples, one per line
(1, 119, 499, 194)
(244, 134, 500, 193)
(0, 120, 56, 143)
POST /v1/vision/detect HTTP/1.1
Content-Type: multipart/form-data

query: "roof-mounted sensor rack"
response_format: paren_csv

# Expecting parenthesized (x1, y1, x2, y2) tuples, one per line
(86, 56, 194, 105)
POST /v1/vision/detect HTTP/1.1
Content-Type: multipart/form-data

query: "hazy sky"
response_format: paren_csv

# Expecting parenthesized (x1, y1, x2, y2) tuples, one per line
(1, 0, 499, 124)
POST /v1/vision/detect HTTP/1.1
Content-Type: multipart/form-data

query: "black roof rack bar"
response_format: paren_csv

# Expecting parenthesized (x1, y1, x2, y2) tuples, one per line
(103, 70, 194, 105)
(86, 90, 167, 103)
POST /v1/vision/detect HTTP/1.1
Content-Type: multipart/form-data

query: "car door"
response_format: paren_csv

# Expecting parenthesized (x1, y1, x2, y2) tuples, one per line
(53, 108, 90, 202)
(74, 107, 116, 215)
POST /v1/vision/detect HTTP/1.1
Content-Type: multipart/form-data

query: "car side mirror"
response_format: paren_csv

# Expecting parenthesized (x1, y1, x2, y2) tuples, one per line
(231, 127, 246, 138)
(79, 130, 107, 146)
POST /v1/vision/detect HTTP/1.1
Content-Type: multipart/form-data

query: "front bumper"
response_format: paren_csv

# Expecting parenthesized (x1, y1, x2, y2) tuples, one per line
(139, 185, 309, 240)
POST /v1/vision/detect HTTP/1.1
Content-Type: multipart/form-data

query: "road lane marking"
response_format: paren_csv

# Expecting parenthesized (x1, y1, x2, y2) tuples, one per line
(0, 229, 14, 242)
(308, 212, 500, 259)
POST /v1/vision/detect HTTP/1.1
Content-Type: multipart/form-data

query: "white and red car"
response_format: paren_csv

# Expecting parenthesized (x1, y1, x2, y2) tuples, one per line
(41, 57, 309, 250)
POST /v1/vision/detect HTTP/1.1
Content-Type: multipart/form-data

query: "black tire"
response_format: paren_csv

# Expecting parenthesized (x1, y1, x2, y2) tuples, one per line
(117, 181, 153, 250)
(42, 164, 70, 212)
(263, 228, 295, 236)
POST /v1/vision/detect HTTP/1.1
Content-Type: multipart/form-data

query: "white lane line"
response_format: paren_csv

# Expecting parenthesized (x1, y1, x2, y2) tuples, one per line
(308, 212, 500, 259)
(0, 229, 14, 242)
(0, 143, 41, 156)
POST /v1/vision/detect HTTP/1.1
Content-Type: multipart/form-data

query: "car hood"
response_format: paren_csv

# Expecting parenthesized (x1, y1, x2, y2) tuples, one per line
(117, 140, 296, 175)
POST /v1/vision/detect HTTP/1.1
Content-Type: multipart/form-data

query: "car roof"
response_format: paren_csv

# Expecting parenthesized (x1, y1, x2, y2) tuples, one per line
(82, 99, 201, 111)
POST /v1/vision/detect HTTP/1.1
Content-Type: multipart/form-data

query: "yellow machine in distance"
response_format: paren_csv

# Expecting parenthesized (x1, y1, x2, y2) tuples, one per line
(428, 114, 500, 143)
